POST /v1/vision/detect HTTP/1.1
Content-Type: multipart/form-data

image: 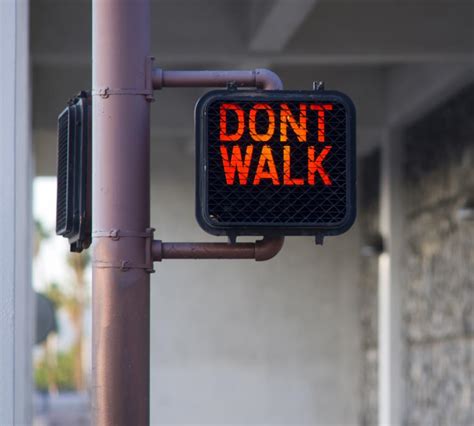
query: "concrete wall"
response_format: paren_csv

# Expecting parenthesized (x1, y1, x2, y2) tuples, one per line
(402, 83, 474, 425)
(149, 140, 362, 424)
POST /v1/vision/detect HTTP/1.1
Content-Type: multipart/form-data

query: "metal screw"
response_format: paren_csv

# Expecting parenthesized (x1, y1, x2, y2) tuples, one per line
(313, 81, 325, 91)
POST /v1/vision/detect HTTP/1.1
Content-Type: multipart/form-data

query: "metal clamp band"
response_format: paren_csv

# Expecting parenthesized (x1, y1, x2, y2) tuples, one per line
(93, 228, 153, 241)
(93, 228, 155, 273)
(93, 260, 152, 272)
(92, 57, 155, 102)
(92, 87, 154, 99)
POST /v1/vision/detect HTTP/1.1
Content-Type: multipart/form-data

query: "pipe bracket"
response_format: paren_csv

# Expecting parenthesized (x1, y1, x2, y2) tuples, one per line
(151, 68, 283, 91)
(152, 236, 284, 262)
(145, 56, 155, 102)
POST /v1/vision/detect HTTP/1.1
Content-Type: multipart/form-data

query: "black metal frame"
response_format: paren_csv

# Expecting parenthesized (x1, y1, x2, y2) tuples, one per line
(195, 89, 356, 238)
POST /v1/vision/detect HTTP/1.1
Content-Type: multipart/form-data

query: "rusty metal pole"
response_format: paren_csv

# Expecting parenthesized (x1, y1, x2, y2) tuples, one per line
(92, 0, 152, 424)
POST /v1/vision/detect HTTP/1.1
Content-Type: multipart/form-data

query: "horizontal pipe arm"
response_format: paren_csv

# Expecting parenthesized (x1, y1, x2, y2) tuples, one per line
(152, 68, 283, 90)
(152, 236, 284, 262)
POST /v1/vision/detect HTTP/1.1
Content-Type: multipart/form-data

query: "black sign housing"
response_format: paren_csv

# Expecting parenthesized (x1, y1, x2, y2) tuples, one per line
(56, 92, 92, 252)
(195, 89, 356, 238)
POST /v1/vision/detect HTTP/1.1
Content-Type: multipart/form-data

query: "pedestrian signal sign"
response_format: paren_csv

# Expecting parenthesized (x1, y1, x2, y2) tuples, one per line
(195, 90, 356, 239)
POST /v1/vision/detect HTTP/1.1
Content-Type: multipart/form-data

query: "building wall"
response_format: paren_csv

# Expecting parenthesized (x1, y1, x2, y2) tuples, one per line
(402, 84, 474, 425)
(0, 0, 33, 423)
(149, 140, 362, 424)
(358, 83, 474, 424)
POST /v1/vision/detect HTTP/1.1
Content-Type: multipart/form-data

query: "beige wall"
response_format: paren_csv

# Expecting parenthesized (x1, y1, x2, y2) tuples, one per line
(149, 140, 362, 424)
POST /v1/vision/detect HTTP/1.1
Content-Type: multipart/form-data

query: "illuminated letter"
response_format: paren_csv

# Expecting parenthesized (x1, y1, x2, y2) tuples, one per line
(253, 145, 279, 185)
(220, 145, 254, 185)
(310, 104, 333, 142)
(280, 103, 307, 142)
(220, 103, 245, 142)
(283, 146, 304, 185)
(249, 103, 275, 142)
(308, 146, 332, 185)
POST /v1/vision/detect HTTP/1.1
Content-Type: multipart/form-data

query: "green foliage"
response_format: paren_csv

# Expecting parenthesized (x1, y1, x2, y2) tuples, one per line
(67, 250, 91, 271)
(34, 219, 50, 241)
(34, 221, 90, 393)
(44, 282, 65, 309)
(34, 360, 49, 392)
(34, 219, 50, 256)
(34, 349, 77, 392)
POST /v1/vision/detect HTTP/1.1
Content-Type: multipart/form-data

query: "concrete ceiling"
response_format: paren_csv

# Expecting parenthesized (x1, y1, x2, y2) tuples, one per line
(31, 0, 474, 175)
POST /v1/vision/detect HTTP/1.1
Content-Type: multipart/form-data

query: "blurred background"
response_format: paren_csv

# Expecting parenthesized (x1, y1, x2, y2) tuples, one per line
(4, 0, 474, 424)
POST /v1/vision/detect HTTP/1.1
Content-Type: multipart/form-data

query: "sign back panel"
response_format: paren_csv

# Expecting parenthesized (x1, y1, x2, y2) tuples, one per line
(195, 90, 356, 237)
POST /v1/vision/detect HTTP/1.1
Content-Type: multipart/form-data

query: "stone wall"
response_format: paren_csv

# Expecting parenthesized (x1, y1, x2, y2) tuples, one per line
(402, 83, 474, 425)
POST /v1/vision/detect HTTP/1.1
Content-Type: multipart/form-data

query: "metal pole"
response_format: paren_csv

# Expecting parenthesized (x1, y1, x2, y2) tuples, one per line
(92, 0, 151, 424)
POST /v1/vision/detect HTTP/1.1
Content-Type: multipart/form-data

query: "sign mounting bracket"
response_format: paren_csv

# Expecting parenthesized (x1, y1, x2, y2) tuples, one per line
(150, 67, 286, 261)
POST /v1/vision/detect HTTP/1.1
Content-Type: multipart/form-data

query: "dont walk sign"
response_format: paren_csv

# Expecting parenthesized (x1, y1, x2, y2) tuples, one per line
(195, 89, 356, 240)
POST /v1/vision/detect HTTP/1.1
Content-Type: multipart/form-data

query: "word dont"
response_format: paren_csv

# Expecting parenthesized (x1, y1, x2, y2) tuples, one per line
(220, 102, 333, 143)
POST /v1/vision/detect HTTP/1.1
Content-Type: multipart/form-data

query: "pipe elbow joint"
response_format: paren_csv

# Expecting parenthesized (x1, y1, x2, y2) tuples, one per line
(255, 236, 285, 261)
(254, 69, 284, 90)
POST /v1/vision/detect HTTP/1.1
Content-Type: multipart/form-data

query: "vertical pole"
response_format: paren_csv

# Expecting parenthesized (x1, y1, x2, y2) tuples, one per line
(378, 129, 403, 426)
(92, 0, 151, 424)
